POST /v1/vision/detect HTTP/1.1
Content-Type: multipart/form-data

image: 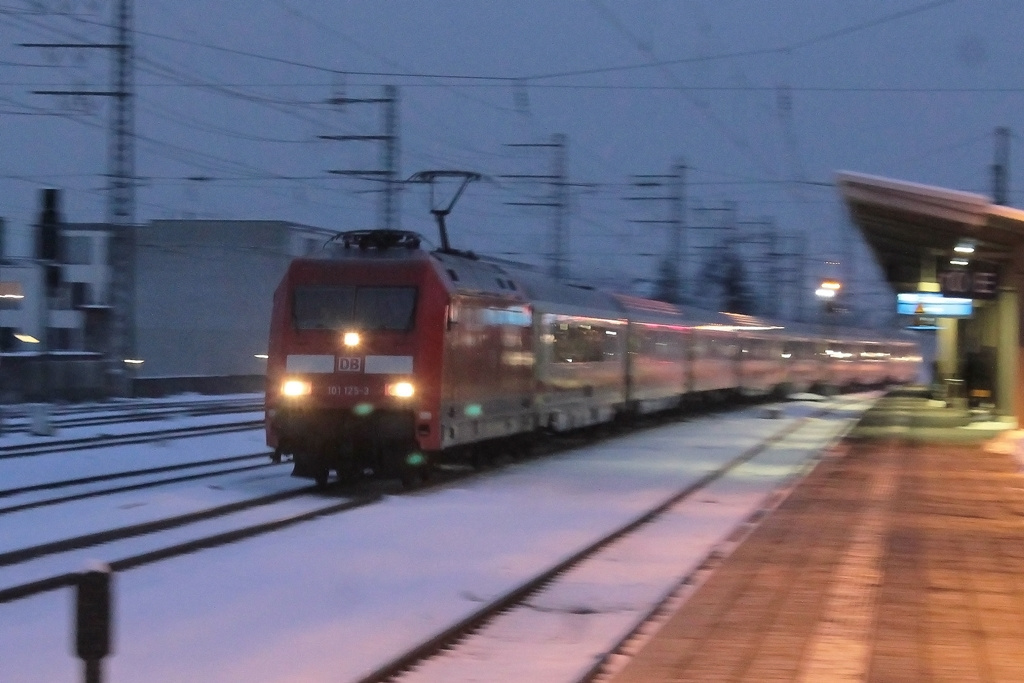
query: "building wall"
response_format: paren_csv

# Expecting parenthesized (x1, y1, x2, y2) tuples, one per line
(61, 228, 112, 307)
(0, 259, 86, 349)
(134, 220, 331, 378)
(4, 218, 333, 387)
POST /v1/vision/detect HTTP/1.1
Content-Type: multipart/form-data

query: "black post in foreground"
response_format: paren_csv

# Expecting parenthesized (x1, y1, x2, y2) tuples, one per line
(75, 564, 113, 683)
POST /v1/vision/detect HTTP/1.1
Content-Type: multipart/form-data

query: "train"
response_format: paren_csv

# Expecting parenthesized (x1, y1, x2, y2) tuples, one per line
(264, 227, 921, 487)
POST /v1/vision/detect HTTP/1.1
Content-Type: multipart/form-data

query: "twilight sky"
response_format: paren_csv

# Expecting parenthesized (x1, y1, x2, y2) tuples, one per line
(1, 0, 1020, 317)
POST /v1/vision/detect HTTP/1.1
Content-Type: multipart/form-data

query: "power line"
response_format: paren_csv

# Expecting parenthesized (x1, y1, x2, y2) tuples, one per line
(4, 10, 378, 204)
(587, 0, 774, 177)
(526, 0, 957, 81)
(41, 1, 957, 85)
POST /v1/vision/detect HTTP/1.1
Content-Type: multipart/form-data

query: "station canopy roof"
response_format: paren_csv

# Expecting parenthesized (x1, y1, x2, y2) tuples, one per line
(837, 171, 1024, 292)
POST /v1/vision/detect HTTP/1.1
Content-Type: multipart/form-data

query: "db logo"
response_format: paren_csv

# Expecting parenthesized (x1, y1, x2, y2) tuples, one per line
(336, 357, 363, 372)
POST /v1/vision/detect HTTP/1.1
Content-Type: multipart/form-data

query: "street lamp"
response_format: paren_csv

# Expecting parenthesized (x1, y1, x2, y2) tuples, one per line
(815, 279, 842, 395)
(0, 282, 24, 300)
(953, 239, 975, 254)
(815, 279, 841, 300)
(123, 358, 144, 398)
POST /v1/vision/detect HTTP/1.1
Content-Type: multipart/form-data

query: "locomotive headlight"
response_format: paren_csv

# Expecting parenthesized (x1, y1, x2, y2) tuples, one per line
(385, 381, 415, 398)
(281, 379, 312, 397)
(343, 331, 361, 347)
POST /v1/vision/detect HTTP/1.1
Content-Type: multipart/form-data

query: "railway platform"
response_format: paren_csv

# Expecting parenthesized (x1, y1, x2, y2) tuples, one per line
(606, 388, 1024, 683)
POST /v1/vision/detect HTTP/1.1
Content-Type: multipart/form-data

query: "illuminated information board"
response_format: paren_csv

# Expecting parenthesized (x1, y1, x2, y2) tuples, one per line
(896, 293, 973, 318)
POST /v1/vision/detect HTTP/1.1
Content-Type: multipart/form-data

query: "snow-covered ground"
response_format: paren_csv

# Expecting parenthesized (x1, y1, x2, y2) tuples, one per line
(0, 396, 873, 682)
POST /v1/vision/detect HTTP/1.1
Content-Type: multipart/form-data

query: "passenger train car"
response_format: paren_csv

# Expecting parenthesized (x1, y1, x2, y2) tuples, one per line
(265, 229, 921, 486)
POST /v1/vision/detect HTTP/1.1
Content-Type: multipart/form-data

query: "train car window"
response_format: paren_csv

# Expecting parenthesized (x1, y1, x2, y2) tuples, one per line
(356, 287, 418, 330)
(661, 330, 684, 359)
(628, 327, 649, 355)
(551, 322, 608, 363)
(293, 286, 355, 330)
(293, 285, 417, 331)
(602, 327, 620, 359)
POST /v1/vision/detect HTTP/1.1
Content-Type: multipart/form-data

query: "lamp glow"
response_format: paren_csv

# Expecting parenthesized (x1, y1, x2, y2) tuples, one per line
(281, 379, 312, 397)
(343, 332, 361, 347)
(14, 333, 39, 343)
(386, 381, 415, 398)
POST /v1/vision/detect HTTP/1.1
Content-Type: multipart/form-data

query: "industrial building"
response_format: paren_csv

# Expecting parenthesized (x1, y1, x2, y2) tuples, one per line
(0, 198, 334, 399)
(132, 219, 334, 394)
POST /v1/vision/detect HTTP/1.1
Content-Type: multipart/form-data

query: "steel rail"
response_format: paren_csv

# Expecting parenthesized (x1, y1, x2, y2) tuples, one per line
(0, 419, 262, 460)
(0, 452, 271, 500)
(0, 460, 278, 516)
(0, 483, 329, 569)
(6, 403, 262, 431)
(1, 395, 261, 417)
(0, 492, 380, 605)
(0, 399, 262, 432)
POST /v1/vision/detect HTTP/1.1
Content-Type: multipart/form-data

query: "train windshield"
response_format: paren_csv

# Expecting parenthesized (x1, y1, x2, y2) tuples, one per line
(292, 286, 417, 331)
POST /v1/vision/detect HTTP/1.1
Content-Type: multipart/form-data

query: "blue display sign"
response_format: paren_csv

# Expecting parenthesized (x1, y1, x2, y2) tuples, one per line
(896, 293, 973, 317)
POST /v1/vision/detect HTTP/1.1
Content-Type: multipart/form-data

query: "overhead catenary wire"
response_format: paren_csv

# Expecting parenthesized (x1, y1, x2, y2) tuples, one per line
(19, 0, 956, 85)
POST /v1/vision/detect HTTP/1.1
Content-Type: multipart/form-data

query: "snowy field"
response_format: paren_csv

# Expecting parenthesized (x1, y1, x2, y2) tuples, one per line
(0, 396, 876, 682)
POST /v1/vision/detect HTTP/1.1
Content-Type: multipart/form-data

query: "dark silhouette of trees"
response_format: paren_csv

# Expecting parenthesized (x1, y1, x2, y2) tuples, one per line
(697, 246, 758, 314)
(654, 258, 681, 304)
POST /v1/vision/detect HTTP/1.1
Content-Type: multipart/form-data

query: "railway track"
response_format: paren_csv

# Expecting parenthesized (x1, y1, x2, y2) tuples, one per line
(0, 397, 263, 434)
(352, 402, 858, 683)
(0, 418, 263, 459)
(0, 451, 275, 515)
(1, 394, 261, 418)
(0, 398, 789, 610)
(0, 482, 380, 605)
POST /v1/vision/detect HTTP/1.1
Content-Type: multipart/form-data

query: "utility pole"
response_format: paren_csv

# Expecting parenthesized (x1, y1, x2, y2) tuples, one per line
(738, 217, 776, 316)
(552, 134, 568, 280)
(24, 0, 136, 394)
(690, 204, 731, 310)
(795, 238, 807, 322)
(501, 134, 570, 279)
(323, 84, 401, 229)
(992, 126, 1010, 205)
(766, 219, 779, 318)
(625, 161, 687, 303)
(765, 229, 802, 321)
(671, 161, 687, 302)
